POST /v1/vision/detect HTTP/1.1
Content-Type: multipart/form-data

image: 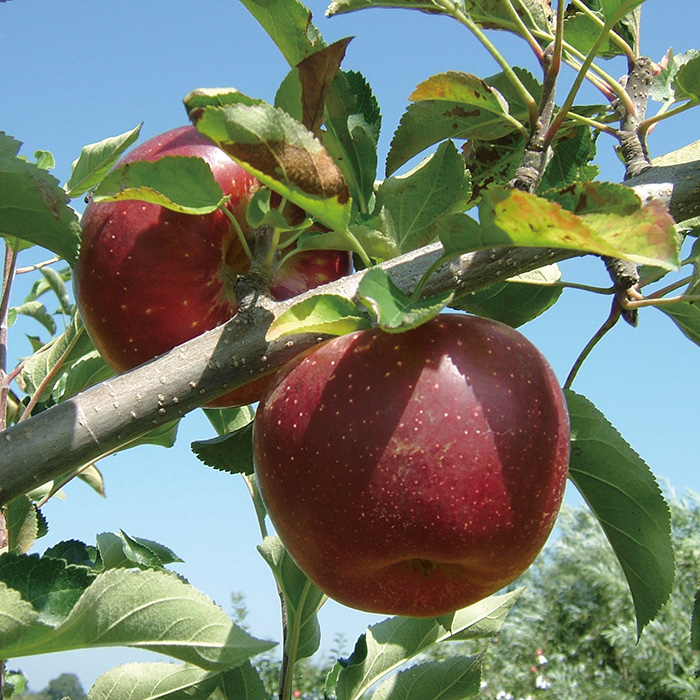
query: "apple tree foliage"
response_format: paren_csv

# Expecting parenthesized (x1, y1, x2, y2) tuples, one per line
(435, 495, 700, 699)
(0, 0, 699, 699)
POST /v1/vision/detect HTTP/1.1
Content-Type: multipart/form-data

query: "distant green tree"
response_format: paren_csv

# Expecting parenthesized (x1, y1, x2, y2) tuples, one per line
(13, 674, 85, 700)
(433, 494, 700, 700)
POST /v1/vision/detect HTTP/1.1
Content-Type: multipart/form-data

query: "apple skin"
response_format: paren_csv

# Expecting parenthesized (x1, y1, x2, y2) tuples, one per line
(253, 314, 570, 617)
(75, 125, 352, 407)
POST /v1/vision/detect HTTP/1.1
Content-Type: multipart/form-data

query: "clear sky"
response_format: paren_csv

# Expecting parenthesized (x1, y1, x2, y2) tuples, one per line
(2, 0, 699, 691)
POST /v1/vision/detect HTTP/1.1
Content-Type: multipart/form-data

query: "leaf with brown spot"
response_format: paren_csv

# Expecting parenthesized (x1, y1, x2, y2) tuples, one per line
(387, 71, 525, 176)
(297, 37, 353, 135)
(191, 102, 351, 231)
(437, 184, 680, 270)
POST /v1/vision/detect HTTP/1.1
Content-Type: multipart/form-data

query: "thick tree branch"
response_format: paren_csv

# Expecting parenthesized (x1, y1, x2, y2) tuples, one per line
(0, 245, 573, 504)
(0, 163, 697, 505)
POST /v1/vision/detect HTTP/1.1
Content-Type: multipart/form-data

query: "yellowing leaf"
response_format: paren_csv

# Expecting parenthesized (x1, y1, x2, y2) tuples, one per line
(439, 184, 680, 270)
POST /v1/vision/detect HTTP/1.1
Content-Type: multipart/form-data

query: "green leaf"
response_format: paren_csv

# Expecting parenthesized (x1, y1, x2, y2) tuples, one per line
(4, 669, 28, 697)
(32, 150, 55, 171)
(65, 123, 142, 198)
(258, 535, 324, 662)
(376, 140, 471, 253)
(275, 67, 305, 122)
(0, 567, 275, 666)
(539, 125, 599, 191)
(78, 465, 105, 497)
(40, 265, 72, 314)
(548, 182, 680, 267)
(563, 2, 638, 59)
(674, 52, 700, 102)
(93, 156, 225, 214)
(386, 71, 531, 176)
(438, 183, 680, 270)
(204, 404, 256, 437)
(44, 540, 98, 568)
(331, 590, 520, 700)
(0, 582, 41, 650)
(189, 102, 352, 231)
(460, 132, 524, 198)
(356, 267, 452, 332)
(9, 300, 56, 335)
(87, 663, 220, 700)
(658, 300, 700, 347)
(436, 588, 522, 641)
(24, 265, 71, 303)
(266, 294, 370, 341)
(651, 48, 699, 103)
(323, 69, 381, 212)
(348, 212, 401, 262)
(295, 226, 364, 253)
(0, 132, 81, 264)
(218, 662, 268, 700)
(96, 531, 183, 571)
(371, 654, 483, 700)
(4, 497, 42, 554)
(565, 390, 675, 636)
(55, 349, 114, 402)
(182, 88, 266, 113)
(121, 420, 180, 451)
(20, 313, 92, 401)
(191, 421, 256, 475)
(0, 552, 95, 627)
(238, 0, 325, 67)
(451, 264, 563, 328)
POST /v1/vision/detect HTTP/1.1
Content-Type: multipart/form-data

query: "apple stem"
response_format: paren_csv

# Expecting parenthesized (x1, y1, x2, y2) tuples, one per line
(261, 227, 282, 273)
(219, 204, 253, 261)
(411, 252, 454, 301)
(564, 300, 621, 389)
(339, 227, 372, 270)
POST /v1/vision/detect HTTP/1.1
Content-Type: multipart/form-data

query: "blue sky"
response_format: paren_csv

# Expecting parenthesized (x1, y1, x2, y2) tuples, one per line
(2, 0, 700, 691)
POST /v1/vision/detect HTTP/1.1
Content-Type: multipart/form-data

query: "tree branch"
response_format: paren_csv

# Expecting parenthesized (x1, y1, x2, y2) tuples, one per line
(0, 162, 697, 505)
(0, 245, 571, 504)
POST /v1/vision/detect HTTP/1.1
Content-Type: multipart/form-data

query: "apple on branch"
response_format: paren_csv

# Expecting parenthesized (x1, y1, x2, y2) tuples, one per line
(253, 313, 570, 617)
(74, 125, 352, 407)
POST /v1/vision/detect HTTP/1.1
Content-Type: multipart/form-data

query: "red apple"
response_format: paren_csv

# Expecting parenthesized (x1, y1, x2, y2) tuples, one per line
(253, 314, 570, 617)
(74, 125, 352, 407)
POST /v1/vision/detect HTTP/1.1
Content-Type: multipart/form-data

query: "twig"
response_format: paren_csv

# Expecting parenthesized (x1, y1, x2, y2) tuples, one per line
(549, 1, 642, 139)
(564, 299, 622, 389)
(18, 325, 85, 423)
(15, 257, 61, 275)
(433, 0, 536, 136)
(623, 294, 700, 309)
